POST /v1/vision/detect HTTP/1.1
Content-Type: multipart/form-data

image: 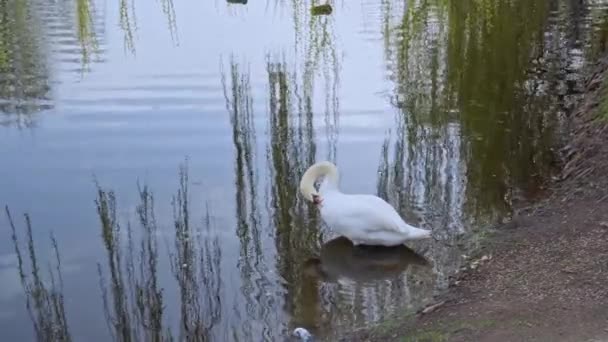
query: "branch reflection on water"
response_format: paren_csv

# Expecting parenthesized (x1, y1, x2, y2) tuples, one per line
(222, 56, 277, 340)
(8, 161, 222, 341)
(260, 53, 436, 338)
(95, 162, 222, 341)
(0, 0, 178, 127)
(372, 0, 608, 295)
(379, 0, 608, 232)
(272, 0, 341, 161)
(0, 0, 108, 126)
(6, 208, 72, 342)
(0, 0, 51, 126)
(266, 57, 322, 332)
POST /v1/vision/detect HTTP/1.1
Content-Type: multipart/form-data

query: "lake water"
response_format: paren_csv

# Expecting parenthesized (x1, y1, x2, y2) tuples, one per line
(1, 0, 608, 340)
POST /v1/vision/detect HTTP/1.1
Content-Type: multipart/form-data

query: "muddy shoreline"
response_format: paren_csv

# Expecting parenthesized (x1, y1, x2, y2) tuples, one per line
(344, 58, 608, 342)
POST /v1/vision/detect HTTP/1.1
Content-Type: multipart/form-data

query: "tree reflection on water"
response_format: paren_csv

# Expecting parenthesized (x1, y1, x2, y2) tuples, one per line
(7, 160, 222, 342)
(6, 207, 72, 342)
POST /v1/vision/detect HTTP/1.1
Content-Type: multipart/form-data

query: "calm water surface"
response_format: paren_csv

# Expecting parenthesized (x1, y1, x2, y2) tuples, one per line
(2, 0, 608, 340)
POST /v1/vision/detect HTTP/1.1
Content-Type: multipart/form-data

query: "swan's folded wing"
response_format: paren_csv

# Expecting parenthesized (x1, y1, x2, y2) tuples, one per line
(335, 194, 410, 234)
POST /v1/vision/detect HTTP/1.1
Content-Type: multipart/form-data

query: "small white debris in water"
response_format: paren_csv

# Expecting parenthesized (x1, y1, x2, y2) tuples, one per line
(181, 263, 188, 268)
(481, 255, 490, 262)
(292, 327, 314, 341)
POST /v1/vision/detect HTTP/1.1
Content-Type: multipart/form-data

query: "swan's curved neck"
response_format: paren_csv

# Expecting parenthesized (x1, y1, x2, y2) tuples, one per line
(315, 162, 339, 193)
(300, 161, 340, 201)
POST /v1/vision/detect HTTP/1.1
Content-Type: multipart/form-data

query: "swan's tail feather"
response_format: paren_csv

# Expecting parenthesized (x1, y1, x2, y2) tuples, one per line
(408, 227, 432, 240)
(405, 225, 455, 246)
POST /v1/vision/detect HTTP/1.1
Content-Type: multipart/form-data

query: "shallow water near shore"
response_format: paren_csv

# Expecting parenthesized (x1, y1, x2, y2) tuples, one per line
(1, 0, 608, 340)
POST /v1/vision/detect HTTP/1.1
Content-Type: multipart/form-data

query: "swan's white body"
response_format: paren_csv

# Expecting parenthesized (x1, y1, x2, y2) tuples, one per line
(299, 161, 432, 246)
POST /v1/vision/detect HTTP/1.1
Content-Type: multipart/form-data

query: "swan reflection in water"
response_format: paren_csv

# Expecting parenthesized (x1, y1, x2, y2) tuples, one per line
(302, 236, 432, 284)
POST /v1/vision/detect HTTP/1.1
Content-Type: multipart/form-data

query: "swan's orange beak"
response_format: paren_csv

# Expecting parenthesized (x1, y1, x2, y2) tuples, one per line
(312, 194, 323, 205)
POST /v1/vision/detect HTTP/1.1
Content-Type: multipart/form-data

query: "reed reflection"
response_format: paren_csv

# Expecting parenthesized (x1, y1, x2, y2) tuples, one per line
(9, 161, 223, 342)
(265, 57, 323, 331)
(371, 0, 608, 291)
(115, 0, 178, 55)
(222, 57, 275, 340)
(95, 162, 222, 341)
(297, 1, 340, 162)
(380, 0, 608, 228)
(272, 0, 341, 161)
(6, 207, 72, 342)
(0, 0, 179, 126)
(0, 0, 51, 126)
(376, 118, 465, 284)
(221, 44, 342, 338)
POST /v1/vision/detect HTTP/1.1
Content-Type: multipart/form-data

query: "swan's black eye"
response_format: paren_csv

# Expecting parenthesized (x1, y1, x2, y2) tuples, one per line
(314, 176, 324, 190)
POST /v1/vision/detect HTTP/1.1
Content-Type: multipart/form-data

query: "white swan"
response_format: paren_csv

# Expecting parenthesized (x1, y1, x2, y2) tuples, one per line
(299, 161, 432, 246)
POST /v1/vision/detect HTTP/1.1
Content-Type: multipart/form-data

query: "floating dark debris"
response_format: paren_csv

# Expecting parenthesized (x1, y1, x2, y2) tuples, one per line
(311, 4, 332, 15)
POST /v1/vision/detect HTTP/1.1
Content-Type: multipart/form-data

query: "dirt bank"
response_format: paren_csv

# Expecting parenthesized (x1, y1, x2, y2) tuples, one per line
(345, 58, 608, 342)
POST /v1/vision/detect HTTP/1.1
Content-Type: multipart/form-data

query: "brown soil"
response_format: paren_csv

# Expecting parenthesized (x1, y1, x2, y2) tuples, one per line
(345, 59, 608, 341)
